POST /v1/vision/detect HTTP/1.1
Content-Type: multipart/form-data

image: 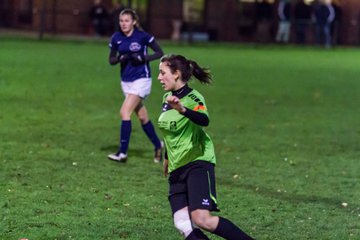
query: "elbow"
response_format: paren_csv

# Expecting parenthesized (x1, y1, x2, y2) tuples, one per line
(159, 49, 164, 58)
(201, 117, 209, 127)
(205, 115, 210, 126)
(203, 119, 209, 127)
(109, 58, 118, 65)
(153, 51, 164, 61)
(154, 48, 164, 59)
(159, 49, 165, 58)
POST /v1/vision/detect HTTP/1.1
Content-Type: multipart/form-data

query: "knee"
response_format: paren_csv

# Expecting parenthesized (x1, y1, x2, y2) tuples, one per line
(136, 110, 148, 124)
(135, 108, 148, 124)
(120, 108, 131, 120)
(191, 210, 216, 231)
(137, 113, 148, 124)
(191, 215, 209, 230)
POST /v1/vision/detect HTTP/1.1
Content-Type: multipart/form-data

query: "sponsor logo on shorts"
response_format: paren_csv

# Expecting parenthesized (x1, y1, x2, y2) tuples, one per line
(202, 199, 210, 206)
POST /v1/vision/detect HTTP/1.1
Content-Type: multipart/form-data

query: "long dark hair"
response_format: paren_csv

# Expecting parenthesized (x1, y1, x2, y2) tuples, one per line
(119, 8, 143, 31)
(160, 54, 212, 84)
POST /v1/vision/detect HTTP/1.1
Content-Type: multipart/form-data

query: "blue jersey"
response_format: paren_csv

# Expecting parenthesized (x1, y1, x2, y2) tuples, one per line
(109, 28, 154, 82)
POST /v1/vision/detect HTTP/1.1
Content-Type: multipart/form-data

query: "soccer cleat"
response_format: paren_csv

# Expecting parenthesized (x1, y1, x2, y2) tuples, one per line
(108, 152, 127, 163)
(154, 141, 164, 163)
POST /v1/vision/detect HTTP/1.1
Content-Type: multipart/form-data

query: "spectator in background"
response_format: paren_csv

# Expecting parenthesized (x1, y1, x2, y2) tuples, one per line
(294, 0, 312, 44)
(256, 0, 275, 43)
(275, 0, 292, 43)
(313, 0, 335, 48)
(89, 0, 109, 36)
(331, 0, 342, 45)
(110, 1, 125, 32)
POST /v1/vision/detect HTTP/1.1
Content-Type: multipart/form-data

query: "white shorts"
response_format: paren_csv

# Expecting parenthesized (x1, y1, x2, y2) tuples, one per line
(121, 78, 152, 99)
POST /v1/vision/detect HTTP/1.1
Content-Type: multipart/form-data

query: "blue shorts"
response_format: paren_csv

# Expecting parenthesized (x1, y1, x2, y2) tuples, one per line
(168, 160, 220, 214)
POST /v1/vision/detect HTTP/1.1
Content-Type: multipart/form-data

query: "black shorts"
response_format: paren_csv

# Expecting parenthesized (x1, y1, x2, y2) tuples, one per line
(168, 160, 220, 214)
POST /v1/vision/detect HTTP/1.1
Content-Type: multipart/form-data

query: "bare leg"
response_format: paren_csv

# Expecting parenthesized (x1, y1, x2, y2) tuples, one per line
(120, 94, 142, 120)
(108, 94, 142, 161)
(135, 101, 163, 161)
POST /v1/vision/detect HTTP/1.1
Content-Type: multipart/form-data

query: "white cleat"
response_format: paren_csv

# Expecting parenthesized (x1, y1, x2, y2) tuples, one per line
(108, 153, 128, 163)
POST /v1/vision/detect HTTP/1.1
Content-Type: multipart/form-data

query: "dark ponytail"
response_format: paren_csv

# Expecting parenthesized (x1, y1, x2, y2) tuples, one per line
(188, 60, 212, 84)
(160, 54, 212, 84)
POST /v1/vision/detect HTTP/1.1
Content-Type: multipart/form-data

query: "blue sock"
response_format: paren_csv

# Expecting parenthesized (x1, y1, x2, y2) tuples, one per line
(142, 121, 161, 149)
(119, 120, 131, 154)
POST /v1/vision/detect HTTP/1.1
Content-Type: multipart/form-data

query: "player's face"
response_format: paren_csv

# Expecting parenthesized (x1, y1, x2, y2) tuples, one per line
(158, 62, 180, 91)
(119, 14, 135, 35)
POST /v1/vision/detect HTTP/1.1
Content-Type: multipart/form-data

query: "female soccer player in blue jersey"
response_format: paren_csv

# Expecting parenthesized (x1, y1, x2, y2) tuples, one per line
(157, 54, 254, 240)
(107, 9, 164, 163)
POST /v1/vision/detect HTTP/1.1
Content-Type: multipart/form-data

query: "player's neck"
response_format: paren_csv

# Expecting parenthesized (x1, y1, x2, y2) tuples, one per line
(172, 84, 191, 98)
(124, 28, 134, 37)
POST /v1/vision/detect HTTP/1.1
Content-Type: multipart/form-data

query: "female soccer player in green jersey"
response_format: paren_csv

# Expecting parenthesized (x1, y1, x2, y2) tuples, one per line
(157, 54, 254, 240)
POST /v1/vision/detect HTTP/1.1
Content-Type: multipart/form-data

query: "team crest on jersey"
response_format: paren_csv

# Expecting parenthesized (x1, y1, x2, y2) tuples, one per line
(170, 121, 177, 130)
(129, 42, 141, 51)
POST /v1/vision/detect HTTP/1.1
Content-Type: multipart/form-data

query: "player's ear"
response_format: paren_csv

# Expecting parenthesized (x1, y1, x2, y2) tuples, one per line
(174, 70, 181, 81)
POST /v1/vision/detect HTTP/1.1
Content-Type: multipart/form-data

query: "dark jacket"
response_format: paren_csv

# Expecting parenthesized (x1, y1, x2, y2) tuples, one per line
(278, 0, 291, 21)
(314, 4, 335, 26)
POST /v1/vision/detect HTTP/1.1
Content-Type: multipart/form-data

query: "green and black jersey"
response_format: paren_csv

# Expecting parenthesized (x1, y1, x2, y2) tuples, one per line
(158, 86, 216, 173)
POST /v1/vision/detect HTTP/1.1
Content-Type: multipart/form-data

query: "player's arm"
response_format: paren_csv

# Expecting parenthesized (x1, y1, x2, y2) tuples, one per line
(181, 107, 209, 127)
(109, 49, 119, 65)
(166, 95, 209, 127)
(144, 40, 164, 61)
(131, 40, 164, 64)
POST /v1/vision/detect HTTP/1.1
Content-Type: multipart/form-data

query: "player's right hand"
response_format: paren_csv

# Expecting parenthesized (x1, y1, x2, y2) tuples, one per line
(118, 54, 129, 63)
(166, 96, 186, 113)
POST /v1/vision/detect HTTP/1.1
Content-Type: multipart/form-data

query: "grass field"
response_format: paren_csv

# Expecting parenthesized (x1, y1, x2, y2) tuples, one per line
(1, 37, 360, 240)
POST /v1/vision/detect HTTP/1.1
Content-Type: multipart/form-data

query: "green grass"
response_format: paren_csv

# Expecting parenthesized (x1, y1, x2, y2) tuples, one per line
(1, 37, 360, 239)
